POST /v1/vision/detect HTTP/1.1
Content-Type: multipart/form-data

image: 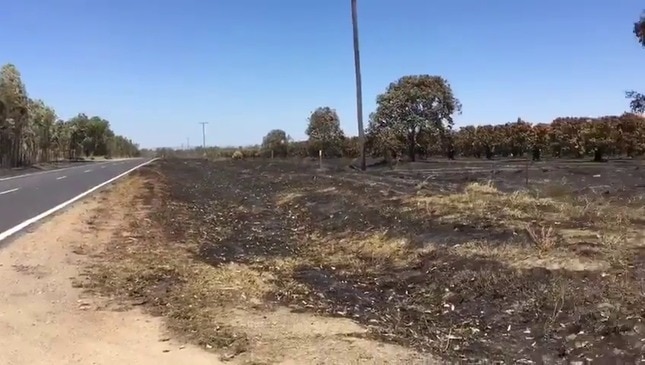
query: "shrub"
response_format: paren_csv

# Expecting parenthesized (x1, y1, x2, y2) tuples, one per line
(232, 150, 244, 160)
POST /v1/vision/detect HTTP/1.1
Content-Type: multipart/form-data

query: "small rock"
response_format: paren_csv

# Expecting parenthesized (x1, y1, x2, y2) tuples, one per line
(566, 334, 577, 341)
(575, 341, 589, 349)
(162, 350, 170, 353)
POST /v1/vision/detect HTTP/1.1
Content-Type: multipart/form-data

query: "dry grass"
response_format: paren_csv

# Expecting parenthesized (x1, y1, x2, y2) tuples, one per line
(79, 170, 422, 364)
(76, 159, 645, 362)
(79, 173, 260, 356)
(407, 181, 643, 273)
(303, 232, 418, 273)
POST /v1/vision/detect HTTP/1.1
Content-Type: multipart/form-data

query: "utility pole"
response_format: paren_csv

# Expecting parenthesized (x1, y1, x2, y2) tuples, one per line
(199, 122, 208, 148)
(186, 137, 190, 150)
(351, 0, 366, 171)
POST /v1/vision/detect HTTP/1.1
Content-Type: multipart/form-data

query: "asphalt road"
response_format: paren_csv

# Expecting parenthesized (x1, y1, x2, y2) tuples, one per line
(0, 158, 153, 241)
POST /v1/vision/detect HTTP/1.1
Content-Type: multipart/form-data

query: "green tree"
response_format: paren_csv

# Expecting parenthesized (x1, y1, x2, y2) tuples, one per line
(371, 75, 461, 161)
(0, 63, 139, 166)
(0, 64, 29, 167)
(365, 111, 405, 161)
(306, 107, 345, 157)
(261, 129, 289, 157)
(626, 12, 645, 113)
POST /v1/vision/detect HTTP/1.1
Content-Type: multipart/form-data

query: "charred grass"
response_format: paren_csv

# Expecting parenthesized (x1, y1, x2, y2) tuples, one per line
(81, 158, 645, 364)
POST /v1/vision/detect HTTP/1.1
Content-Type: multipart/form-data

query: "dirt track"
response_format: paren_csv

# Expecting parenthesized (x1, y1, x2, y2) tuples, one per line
(0, 177, 222, 365)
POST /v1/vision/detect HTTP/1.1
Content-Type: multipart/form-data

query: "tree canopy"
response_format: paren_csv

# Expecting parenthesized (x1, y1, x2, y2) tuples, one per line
(369, 75, 461, 161)
(306, 107, 345, 157)
(0, 63, 139, 168)
(626, 12, 645, 113)
(261, 129, 290, 157)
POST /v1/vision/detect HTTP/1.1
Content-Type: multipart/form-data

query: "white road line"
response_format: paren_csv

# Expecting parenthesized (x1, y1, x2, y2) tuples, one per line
(56, 176, 67, 180)
(0, 188, 19, 195)
(84, 169, 92, 173)
(0, 160, 122, 182)
(0, 158, 157, 242)
(101, 165, 106, 169)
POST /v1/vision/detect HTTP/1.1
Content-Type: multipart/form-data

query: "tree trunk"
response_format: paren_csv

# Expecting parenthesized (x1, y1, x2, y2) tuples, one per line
(593, 148, 604, 162)
(407, 131, 416, 162)
(532, 147, 541, 161)
(485, 147, 493, 160)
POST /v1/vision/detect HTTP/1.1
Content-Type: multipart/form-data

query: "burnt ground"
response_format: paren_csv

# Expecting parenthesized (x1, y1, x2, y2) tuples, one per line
(127, 158, 645, 363)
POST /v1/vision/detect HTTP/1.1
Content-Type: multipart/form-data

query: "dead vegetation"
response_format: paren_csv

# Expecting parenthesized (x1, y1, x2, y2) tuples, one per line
(78, 158, 645, 364)
(77, 161, 423, 364)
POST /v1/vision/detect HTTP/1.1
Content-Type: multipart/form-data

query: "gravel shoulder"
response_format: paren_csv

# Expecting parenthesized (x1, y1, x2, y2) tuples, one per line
(0, 175, 221, 365)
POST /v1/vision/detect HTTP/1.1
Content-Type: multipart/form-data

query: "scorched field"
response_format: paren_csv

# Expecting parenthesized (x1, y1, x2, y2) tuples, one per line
(86, 157, 645, 364)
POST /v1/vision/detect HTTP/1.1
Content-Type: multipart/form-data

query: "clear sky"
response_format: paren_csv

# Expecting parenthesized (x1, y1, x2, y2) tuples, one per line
(1, 0, 644, 148)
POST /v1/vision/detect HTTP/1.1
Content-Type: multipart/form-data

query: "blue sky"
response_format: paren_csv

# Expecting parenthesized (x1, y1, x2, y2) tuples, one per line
(1, 0, 644, 148)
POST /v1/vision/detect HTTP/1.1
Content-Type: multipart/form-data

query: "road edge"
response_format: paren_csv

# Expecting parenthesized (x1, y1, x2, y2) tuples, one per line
(0, 158, 158, 243)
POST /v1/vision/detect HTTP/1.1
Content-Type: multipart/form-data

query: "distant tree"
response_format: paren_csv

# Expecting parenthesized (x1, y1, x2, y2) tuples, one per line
(306, 107, 345, 157)
(473, 125, 498, 159)
(365, 111, 405, 161)
(626, 12, 645, 113)
(370, 75, 461, 161)
(529, 123, 550, 161)
(454, 126, 478, 157)
(342, 136, 361, 158)
(615, 113, 645, 156)
(0, 62, 139, 166)
(261, 129, 289, 157)
(550, 117, 586, 158)
(505, 118, 532, 157)
(0, 64, 29, 166)
(582, 117, 615, 162)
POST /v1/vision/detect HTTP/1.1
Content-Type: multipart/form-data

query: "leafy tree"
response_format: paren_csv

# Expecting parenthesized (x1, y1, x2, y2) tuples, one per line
(529, 123, 550, 161)
(370, 75, 461, 161)
(306, 106, 345, 157)
(0, 64, 29, 166)
(626, 13, 645, 113)
(550, 118, 586, 158)
(0, 63, 139, 167)
(615, 113, 645, 156)
(261, 129, 289, 157)
(474, 125, 498, 159)
(342, 136, 361, 159)
(580, 117, 612, 161)
(454, 126, 478, 157)
(365, 111, 405, 161)
(505, 118, 532, 157)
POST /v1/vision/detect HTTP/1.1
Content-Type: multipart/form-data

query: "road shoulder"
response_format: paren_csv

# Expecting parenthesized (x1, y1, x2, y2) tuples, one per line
(0, 174, 220, 365)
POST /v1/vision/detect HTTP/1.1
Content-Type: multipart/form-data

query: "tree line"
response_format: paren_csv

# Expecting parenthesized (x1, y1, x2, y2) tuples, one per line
(157, 10, 645, 162)
(253, 105, 645, 163)
(0, 64, 139, 168)
(252, 11, 645, 163)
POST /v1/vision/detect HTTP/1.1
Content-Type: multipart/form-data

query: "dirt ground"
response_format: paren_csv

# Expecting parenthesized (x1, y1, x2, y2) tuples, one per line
(101, 157, 643, 364)
(8, 156, 644, 364)
(0, 179, 222, 364)
(73, 165, 426, 364)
